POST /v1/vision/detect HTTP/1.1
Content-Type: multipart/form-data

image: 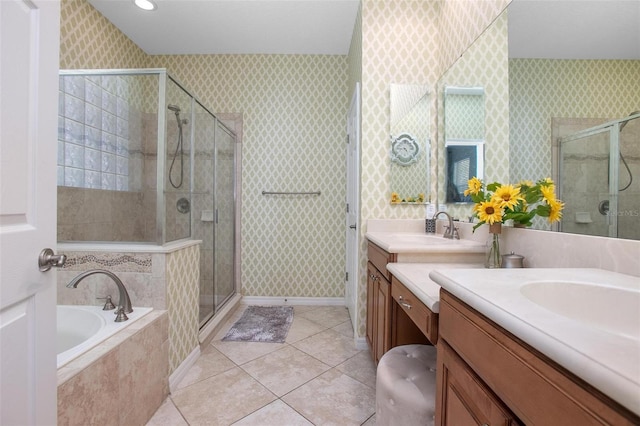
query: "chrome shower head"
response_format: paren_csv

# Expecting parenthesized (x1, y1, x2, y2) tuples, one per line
(620, 110, 640, 132)
(168, 104, 181, 113)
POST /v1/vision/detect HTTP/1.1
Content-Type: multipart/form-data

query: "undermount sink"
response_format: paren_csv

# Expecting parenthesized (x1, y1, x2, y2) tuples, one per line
(520, 281, 640, 340)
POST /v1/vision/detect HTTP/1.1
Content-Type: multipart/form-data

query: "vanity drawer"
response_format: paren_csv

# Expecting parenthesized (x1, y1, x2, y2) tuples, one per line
(391, 276, 438, 344)
(367, 242, 396, 281)
(439, 291, 639, 425)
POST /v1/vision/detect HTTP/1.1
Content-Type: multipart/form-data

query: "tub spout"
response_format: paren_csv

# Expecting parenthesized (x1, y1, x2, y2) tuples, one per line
(67, 269, 133, 315)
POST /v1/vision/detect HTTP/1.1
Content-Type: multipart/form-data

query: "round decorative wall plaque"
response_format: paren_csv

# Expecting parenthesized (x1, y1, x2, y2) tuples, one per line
(390, 133, 420, 165)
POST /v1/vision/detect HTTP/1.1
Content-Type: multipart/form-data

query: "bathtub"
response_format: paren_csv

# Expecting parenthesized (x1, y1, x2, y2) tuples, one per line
(57, 305, 153, 368)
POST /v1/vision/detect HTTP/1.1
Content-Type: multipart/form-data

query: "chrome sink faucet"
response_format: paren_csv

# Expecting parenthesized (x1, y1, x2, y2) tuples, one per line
(434, 211, 459, 239)
(67, 269, 133, 318)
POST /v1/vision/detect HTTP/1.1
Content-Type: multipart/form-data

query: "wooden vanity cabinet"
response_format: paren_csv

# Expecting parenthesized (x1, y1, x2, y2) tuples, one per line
(366, 242, 430, 363)
(436, 290, 640, 426)
(366, 263, 391, 363)
(366, 242, 395, 363)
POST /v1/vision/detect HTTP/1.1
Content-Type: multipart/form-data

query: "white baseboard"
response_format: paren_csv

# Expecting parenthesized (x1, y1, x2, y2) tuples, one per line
(354, 336, 368, 351)
(169, 346, 200, 393)
(241, 296, 345, 306)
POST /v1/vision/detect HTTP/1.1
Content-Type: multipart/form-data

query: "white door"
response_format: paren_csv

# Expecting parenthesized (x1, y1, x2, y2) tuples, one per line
(0, 1, 61, 424)
(345, 83, 360, 335)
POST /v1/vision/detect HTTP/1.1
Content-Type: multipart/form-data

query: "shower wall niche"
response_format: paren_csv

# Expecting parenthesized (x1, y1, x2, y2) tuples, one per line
(57, 68, 237, 325)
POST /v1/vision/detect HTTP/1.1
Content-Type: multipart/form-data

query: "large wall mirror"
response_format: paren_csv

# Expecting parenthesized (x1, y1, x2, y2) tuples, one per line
(389, 84, 430, 204)
(438, 0, 640, 240)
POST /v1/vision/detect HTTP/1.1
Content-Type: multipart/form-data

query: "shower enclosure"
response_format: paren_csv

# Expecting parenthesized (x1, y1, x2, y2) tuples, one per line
(558, 112, 639, 240)
(57, 69, 236, 325)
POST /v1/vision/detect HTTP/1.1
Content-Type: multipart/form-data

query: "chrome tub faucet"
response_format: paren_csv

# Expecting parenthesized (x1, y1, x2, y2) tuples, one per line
(67, 269, 133, 321)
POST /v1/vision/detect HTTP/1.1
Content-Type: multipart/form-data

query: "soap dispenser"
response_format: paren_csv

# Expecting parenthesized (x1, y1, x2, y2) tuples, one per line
(425, 203, 436, 233)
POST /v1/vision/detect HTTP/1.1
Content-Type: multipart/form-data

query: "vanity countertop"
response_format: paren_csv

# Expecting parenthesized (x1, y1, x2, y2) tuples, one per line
(365, 231, 484, 254)
(386, 263, 483, 313)
(429, 267, 640, 417)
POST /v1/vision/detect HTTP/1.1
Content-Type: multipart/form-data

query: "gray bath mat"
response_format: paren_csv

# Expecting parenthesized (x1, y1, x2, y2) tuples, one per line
(222, 306, 294, 343)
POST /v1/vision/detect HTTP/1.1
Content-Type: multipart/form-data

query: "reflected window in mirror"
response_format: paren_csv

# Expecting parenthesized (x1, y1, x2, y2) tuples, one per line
(444, 86, 485, 203)
(445, 140, 484, 203)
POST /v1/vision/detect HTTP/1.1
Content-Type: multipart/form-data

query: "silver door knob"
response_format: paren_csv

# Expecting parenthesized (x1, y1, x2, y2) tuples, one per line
(38, 248, 67, 272)
(349, 224, 356, 229)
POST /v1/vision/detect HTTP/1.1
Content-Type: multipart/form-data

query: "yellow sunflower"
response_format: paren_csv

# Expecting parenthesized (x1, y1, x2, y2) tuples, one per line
(464, 177, 483, 196)
(476, 200, 503, 224)
(517, 180, 534, 188)
(540, 185, 557, 204)
(541, 177, 556, 191)
(491, 184, 522, 210)
(547, 198, 564, 223)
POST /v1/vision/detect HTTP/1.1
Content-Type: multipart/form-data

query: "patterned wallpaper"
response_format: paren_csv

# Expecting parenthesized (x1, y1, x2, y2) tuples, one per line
(510, 59, 640, 182)
(445, 93, 485, 139)
(355, 0, 509, 337)
(147, 54, 349, 299)
(166, 244, 200, 373)
(61, 0, 514, 340)
(437, 9, 510, 222)
(59, 0, 147, 69)
(438, 0, 511, 74)
(347, 3, 362, 98)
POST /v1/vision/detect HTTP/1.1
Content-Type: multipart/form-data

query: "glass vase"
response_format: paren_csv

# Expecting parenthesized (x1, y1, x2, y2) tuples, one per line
(485, 223, 502, 268)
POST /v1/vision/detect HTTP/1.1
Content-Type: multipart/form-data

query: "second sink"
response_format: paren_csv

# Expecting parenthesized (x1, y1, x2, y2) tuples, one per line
(520, 281, 640, 340)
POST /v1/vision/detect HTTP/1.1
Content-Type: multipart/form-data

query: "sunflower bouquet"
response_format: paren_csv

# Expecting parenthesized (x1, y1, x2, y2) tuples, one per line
(464, 177, 564, 231)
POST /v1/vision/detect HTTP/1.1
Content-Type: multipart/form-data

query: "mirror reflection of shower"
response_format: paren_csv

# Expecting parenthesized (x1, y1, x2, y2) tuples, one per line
(168, 104, 188, 189)
(618, 110, 639, 192)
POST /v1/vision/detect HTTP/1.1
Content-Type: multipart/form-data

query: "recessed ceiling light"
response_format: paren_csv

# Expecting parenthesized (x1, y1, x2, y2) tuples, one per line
(134, 0, 157, 11)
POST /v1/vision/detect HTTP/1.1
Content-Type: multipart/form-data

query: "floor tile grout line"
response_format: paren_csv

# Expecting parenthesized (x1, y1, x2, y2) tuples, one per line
(159, 306, 369, 425)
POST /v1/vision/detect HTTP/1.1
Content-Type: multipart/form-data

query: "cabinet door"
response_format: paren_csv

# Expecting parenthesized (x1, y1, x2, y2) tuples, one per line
(375, 274, 391, 363)
(436, 340, 521, 426)
(366, 262, 377, 357)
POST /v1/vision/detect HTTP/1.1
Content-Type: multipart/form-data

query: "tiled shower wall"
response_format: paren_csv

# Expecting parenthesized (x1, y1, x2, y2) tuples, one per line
(57, 72, 159, 242)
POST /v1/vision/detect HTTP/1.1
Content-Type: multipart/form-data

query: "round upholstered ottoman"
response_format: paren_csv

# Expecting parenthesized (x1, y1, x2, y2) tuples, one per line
(376, 344, 437, 426)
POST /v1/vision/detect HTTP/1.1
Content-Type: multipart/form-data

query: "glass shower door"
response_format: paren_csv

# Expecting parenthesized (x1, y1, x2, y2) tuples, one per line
(192, 102, 216, 325)
(214, 122, 236, 310)
(559, 126, 614, 237)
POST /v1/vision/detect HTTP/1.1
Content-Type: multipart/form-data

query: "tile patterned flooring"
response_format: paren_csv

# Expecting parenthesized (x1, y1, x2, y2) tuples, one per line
(147, 305, 377, 425)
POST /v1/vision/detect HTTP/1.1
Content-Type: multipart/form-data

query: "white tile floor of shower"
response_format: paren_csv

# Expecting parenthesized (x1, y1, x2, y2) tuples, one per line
(147, 305, 377, 426)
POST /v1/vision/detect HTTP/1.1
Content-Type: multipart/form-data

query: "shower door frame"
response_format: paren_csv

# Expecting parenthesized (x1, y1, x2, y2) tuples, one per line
(558, 120, 621, 238)
(212, 119, 237, 316)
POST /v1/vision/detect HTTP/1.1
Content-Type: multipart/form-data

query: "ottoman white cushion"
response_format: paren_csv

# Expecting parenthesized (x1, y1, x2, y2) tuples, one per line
(376, 344, 437, 426)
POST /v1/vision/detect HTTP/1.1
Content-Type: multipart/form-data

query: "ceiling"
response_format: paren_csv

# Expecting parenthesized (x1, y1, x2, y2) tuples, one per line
(88, 0, 639, 59)
(87, 0, 360, 55)
(508, 0, 640, 60)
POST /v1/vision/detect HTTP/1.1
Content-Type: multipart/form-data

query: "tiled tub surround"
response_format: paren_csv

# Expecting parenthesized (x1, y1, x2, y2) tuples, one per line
(57, 310, 169, 425)
(57, 241, 201, 376)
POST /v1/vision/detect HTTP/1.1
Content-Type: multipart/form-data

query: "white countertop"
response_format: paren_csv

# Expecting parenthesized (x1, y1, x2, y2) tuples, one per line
(366, 231, 485, 254)
(386, 263, 483, 313)
(429, 267, 640, 417)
